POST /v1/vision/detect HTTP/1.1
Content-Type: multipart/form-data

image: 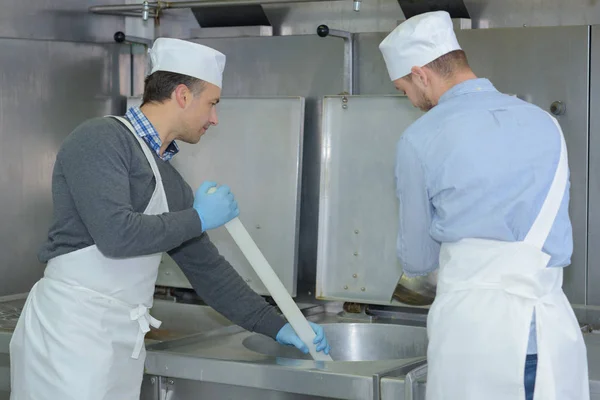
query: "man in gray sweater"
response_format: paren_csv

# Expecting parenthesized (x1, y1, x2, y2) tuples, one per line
(9, 37, 330, 400)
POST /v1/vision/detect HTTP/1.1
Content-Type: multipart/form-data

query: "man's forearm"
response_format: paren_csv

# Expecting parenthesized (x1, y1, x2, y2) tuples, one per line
(168, 234, 287, 339)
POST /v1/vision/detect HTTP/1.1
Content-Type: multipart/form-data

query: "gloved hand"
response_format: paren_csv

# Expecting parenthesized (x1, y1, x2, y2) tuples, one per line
(193, 181, 239, 231)
(275, 322, 331, 355)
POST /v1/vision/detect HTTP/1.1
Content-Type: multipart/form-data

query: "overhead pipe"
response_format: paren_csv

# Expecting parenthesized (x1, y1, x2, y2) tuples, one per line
(95, 11, 159, 19)
(90, 0, 355, 17)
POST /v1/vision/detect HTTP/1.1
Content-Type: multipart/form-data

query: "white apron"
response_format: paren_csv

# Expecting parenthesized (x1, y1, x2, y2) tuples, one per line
(10, 116, 166, 400)
(425, 115, 590, 400)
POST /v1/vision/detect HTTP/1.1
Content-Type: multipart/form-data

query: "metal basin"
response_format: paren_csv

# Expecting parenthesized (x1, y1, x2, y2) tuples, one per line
(146, 300, 232, 343)
(242, 323, 428, 361)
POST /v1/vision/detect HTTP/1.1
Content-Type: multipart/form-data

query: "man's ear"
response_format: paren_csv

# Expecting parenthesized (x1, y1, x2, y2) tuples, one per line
(172, 84, 191, 108)
(410, 66, 429, 88)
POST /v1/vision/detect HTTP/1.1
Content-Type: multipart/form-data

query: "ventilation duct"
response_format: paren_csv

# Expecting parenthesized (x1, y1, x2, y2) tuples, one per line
(191, 5, 271, 28)
(397, 0, 470, 19)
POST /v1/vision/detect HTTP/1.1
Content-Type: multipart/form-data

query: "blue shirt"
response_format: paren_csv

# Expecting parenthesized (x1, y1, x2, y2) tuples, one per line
(125, 106, 179, 162)
(395, 78, 573, 354)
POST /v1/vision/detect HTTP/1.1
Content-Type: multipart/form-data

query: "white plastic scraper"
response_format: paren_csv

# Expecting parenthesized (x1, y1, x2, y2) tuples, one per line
(208, 187, 332, 362)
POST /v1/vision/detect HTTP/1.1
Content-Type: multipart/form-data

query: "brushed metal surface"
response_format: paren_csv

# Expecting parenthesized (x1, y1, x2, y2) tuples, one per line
(586, 25, 600, 306)
(316, 95, 423, 304)
(0, 39, 123, 295)
(0, 0, 124, 42)
(186, 36, 345, 289)
(155, 97, 306, 296)
(463, 0, 600, 28)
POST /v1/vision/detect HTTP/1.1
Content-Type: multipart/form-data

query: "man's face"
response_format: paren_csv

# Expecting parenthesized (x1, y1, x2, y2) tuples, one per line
(393, 76, 433, 112)
(180, 82, 221, 144)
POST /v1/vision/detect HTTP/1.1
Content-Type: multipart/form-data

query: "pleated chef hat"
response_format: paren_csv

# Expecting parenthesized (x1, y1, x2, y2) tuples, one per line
(379, 11, 461, 81)
(148, 37, 226, 89)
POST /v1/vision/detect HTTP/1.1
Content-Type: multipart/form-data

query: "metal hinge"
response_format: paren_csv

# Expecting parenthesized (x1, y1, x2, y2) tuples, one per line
(158, 377, 176, 400)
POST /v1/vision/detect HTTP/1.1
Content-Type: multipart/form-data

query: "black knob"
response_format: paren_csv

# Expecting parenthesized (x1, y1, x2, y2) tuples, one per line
(550, 101, 566, 116)
(317, 25, 330, 38)
(114, 31, 126, 43)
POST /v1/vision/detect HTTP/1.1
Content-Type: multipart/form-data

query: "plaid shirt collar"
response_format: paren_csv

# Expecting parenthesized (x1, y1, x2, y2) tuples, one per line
(125, 106, 179, 161)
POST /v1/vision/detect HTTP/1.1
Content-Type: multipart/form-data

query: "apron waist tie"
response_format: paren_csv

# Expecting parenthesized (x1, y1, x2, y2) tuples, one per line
(42, 277, 164, 359)
(130, 305, 162, 359)
(437, 280, 561, 304)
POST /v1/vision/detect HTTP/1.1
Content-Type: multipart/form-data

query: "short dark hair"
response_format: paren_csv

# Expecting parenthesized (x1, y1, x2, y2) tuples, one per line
(424, 50, 470, 78)
(404, 50, 470, 80)
(141, 71, 206, 106)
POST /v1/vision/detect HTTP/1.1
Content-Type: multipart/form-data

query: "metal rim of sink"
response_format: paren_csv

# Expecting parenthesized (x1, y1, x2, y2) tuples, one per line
(242, 322, 428, 362)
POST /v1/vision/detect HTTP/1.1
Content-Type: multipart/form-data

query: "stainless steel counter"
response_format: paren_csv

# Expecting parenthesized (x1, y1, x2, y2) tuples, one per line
(143, 308, 429, 399)
(141, 301, 600, 400)
(0, 297, 598, 399)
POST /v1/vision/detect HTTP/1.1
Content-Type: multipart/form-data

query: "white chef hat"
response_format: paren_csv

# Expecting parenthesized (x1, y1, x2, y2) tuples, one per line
(148, 37, 226, 89)
(379, 11, 461, 81)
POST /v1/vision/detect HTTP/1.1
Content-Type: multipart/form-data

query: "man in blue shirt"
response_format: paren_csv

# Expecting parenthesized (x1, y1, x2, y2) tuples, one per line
(379, 11, 589, 400)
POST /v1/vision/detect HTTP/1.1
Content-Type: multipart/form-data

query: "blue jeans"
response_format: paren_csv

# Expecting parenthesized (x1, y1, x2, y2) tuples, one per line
(525, 354, 538, 400)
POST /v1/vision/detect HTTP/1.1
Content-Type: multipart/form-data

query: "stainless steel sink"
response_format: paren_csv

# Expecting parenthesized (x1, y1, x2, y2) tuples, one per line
(144, 312, 431, 400)
(146, 300, 233, 343)
(242, 323, 428, 361)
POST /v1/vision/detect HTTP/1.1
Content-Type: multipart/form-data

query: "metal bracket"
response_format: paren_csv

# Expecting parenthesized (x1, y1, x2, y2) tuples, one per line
(91, 1, 161, 20)
(341, 96, 349, 109)
(114, 33, 152, 97)
(372, 359, 427, 400)
(405, 362, 428, 400)
(316, 25, 356, 95)
(158, 377, 176, 400)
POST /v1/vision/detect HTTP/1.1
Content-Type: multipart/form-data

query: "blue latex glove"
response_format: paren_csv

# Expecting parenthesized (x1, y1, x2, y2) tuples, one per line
(193, 181, 239, 231)
(275, 322, 331, 355)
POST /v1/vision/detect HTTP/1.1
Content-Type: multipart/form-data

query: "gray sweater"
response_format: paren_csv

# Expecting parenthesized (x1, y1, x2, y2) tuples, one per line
(38, 116, 286, 339)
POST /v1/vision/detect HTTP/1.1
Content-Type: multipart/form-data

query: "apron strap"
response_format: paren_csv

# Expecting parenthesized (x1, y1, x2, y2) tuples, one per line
(523, 114, 569, 250)
(109, 116, 164, 184)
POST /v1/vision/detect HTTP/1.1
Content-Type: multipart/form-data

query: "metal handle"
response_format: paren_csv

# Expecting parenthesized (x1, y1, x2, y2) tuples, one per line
(405, 363, 428, 400)
(316, 25, 355, 95)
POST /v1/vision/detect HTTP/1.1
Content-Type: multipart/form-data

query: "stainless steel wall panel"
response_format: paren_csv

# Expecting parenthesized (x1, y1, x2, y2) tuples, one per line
(463, 0, 600, 29)
(158, 97, 306, 296)
(189, 36, 344, 98)
(0, 0, 124, 42)
(316, 95, 422, 304)
(354, 32, 397, 95)
(186, 36, 345, 288)
(586, 26, 600, 305)
(0, 39, 123, 295)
